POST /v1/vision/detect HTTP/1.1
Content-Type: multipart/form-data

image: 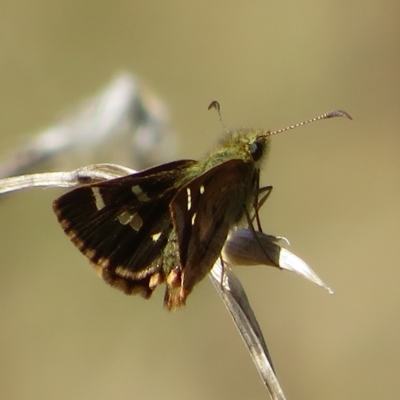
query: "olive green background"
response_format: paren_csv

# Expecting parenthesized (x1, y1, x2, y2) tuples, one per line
(0, 2, 399, 399)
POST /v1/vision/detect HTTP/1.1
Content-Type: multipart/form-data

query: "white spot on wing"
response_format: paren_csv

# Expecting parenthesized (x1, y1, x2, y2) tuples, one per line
(131, 185, 149, 202)
(200, 185, 205, 194)
(151, 232, 162, 242)
(129, 213, 143, 231)
(117, 211, 143, 231)
(191, 212, 197, 226)
(92, 187, 105, 210)
(186, 187, 192, 210)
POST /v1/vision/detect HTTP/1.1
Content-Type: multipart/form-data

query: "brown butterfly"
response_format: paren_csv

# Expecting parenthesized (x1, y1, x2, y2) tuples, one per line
(53, 102, 351, 310)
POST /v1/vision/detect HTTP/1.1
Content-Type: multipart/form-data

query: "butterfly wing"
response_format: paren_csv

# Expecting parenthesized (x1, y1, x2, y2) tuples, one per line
(169, 159, 257, 304)
(53, 160, 197, 299)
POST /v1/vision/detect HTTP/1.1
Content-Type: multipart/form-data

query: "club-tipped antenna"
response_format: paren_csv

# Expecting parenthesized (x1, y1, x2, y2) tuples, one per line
(208, 100, 229, 134)
(208, 100, 352, 138)
(267, 109, 352, 137)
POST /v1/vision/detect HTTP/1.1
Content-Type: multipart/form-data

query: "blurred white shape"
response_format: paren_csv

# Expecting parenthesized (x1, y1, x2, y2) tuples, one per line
(0, 73, 176, 178)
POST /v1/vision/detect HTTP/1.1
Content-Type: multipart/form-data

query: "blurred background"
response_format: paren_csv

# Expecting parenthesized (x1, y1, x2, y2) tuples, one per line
(0, 1, 399, 399)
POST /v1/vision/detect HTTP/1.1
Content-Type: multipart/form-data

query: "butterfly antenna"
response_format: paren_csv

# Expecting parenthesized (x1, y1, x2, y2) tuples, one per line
(265, 109, 352, 138)
(208, 100, 230, 134)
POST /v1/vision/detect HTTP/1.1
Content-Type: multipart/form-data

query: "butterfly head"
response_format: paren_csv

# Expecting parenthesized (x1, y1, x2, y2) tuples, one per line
(209, 128, 271, 169)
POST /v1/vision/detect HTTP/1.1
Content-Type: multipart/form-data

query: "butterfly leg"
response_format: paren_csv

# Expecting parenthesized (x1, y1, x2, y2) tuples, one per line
(251, 185, 273, 232)
(243, 207, 282, 269)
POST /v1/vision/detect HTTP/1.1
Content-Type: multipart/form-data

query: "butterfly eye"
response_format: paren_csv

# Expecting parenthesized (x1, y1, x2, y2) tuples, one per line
(249, 139, 264, 161)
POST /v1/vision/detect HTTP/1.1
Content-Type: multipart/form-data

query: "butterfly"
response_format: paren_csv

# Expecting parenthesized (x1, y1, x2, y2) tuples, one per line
(53, 102, 350, 310)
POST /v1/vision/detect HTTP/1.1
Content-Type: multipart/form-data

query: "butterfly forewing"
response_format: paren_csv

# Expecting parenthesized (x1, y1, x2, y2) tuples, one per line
(170, 159, 258, 300)
(53, 160, 197, 299)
